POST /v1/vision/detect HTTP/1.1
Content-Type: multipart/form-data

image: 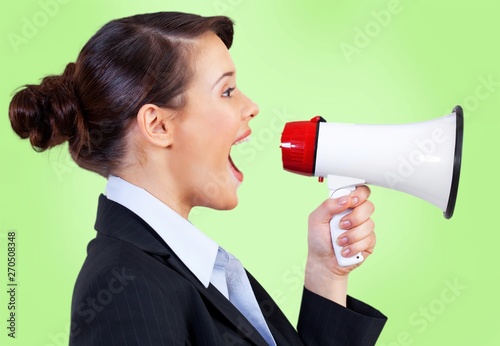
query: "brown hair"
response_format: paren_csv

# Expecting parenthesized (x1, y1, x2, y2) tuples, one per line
(8, 12, 234, 177)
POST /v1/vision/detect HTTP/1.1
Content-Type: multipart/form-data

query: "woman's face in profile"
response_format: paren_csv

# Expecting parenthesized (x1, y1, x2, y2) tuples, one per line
(168, 32, 259, 212)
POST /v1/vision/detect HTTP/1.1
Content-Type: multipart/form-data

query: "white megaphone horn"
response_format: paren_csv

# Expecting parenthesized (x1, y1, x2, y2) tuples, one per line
(280, 105, 464, 266)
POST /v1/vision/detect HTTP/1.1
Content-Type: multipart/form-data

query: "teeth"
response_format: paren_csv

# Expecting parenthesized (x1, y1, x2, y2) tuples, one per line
(233, 135, 251, 146)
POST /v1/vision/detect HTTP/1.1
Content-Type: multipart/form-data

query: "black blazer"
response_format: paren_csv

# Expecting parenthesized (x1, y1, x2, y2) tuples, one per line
(69, 195, 386, 345)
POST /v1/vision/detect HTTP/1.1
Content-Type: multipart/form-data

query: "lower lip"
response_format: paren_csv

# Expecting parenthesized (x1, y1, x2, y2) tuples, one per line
(229, 156, 243, 182)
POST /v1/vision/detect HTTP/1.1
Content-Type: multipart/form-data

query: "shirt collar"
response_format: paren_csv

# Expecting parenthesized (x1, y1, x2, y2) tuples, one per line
(104, 175, 218, 288)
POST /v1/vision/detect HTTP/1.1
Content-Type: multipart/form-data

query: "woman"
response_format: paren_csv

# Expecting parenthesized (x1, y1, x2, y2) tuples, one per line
(9, 12, 386, 345)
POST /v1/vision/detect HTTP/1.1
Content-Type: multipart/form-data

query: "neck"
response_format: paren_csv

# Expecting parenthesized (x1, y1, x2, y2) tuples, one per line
(113, 170, 192, 220)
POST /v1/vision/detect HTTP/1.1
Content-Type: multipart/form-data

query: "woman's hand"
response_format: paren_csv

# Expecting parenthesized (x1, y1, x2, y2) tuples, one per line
(304, 186, 376, 306)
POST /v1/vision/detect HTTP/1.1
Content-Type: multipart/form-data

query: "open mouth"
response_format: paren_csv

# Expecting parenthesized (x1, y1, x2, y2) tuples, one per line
(229, 131, 251, 182)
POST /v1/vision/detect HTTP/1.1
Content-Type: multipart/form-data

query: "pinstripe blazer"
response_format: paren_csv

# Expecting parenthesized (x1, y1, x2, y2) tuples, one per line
(69, 195, 386, 345)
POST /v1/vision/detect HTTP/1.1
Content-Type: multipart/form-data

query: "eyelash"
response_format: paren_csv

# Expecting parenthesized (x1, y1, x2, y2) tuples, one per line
(222, 86, 236, 98)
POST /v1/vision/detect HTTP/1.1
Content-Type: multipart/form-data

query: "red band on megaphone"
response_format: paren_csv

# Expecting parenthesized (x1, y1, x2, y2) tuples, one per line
(280, 116, 325, 176)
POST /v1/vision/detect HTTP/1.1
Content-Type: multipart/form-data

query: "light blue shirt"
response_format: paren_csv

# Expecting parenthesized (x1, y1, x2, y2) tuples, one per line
(105, 176, 276, 345)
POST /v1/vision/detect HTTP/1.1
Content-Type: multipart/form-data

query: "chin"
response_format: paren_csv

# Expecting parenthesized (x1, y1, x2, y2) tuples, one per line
(194, 190, 239, 211)
(212, 194, 239, 211)
(218, 187, 241, 210)
(198, 173, 241, 210)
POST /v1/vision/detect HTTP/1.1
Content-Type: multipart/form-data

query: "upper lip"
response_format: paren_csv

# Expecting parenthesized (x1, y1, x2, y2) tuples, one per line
(232, 130, 251, 145)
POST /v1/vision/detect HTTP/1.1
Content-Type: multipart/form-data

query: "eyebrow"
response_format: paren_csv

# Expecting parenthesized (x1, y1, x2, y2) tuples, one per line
(212, 71, 235, 89)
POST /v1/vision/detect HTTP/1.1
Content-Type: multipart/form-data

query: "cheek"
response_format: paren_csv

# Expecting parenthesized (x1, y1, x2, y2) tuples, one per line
(183, 127, 232, 172)
(177, 101, 240, 165)
(200, 120, 239, 158)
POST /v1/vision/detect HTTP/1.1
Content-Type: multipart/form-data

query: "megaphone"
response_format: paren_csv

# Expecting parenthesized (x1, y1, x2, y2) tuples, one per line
(280, 105, 463, 266)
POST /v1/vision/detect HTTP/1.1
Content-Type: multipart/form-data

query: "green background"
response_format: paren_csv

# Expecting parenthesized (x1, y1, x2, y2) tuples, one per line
(1, 0, 499, 345)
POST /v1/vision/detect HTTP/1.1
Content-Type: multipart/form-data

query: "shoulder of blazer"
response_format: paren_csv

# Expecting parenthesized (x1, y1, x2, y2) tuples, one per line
(94, 194, 172, 256)
(84, 194, 272, 346)
(91, 194, 213, 291)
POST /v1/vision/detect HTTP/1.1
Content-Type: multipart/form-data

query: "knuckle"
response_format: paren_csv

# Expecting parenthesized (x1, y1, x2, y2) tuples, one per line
(364, 200, 375, 213)
(356, 185, 371, 197)
(325, 198, 336, 209)
(370, 235, 377, 251)
(365, 185, 372, 196)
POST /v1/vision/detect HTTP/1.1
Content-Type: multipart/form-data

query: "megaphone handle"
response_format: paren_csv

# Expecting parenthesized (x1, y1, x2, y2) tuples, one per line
(330, 186, 365, 267)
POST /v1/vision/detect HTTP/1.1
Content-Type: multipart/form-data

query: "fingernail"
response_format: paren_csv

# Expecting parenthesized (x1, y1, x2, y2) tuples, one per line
(340, 220, 351, 229)
(338, 196, 349, 205)
(337, 237, 349, 246)
(351, 197, 359, 205)
(341, 248, 351, 257)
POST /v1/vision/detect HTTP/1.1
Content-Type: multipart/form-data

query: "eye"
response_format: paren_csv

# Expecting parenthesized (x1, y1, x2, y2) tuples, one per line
(222, 86, 236, 98)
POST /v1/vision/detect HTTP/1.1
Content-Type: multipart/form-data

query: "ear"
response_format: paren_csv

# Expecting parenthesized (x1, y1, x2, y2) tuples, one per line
(136, 104, 175, 148)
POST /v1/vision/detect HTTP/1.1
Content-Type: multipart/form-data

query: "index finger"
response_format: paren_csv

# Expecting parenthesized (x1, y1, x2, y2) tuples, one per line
(349, 185, 371, 208)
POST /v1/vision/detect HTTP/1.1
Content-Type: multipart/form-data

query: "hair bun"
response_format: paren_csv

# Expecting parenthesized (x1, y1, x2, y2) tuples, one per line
(9, 63, 82, 151)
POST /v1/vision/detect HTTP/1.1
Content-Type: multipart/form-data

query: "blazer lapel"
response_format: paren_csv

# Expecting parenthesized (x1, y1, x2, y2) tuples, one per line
(94, 194, 269, 346)
(165, 256, 269, 346)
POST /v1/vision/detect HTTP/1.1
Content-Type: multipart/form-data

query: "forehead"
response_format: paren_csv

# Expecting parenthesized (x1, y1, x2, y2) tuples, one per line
(190, 32, 236, 85)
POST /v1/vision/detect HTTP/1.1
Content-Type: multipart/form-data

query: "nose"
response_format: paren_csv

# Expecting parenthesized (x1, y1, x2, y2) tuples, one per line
(241, 92, 259, 120)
